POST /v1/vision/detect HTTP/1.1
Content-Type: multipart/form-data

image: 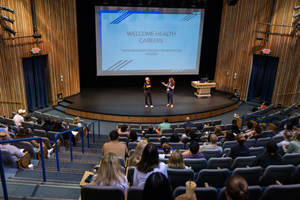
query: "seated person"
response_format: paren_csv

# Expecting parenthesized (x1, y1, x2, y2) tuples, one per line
(13, 109, 25, 126)
(167, 149, 189, 169)
(250, 142, 282, 169)
(102, 130, 128, 160)
(92, 153, 128, 194)
(169, 132, 180, 142)
(143, 125, 157, 136)
(276, 122, 294, 137)
(283, 131, 300, 153)
(225, 175, 249, 200)
(24, 115, 35, 125)
(248, 126, 262, 140)
(157, 117, 171, 132)
(219, 130, 236, 144)
(0, 124, 13, 140)
(183, 117, 194, 128)
(129, 132, 138, 142)
(214, 126, 223, 137)
(0, 131, 23, 161)
(250, 101, 269, 112)
(128, 140, 147, 167)
(50, 121, 77, 146)
(227, 133, 249, 159)
(181, 127, 191, 141)
(199, 134, 223, 154)
(260, 123, 267, 131)
(42, 119, 54, 133)
(277, 130, 292, 147)
(182, 140, 205, 159)
(231, 124, 241, 134)
(243, 122, 254, 137)
(117, 124, 130, 136)
(157, 138, 173, 154)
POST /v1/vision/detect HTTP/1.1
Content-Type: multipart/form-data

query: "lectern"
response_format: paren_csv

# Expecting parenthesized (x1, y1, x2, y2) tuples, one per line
(191, 81, 216, 98)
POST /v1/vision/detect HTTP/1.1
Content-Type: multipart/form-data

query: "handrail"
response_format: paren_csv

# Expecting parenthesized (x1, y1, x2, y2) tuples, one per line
(54, 127, 84, 172)
(86, 120, 100, 147)
(0, 137, 46, 200)
(241, 114, 288, 131)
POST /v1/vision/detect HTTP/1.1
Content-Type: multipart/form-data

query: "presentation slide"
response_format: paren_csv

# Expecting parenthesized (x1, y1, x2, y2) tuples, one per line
(95, 6, 205, 76)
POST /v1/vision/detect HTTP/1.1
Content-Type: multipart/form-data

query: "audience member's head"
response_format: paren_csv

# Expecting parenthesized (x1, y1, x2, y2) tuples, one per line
(160, 137, 168, 146)
(169, 132, 179, 142)
(189, 132, 198, 140)
(51, 121, 63, 132)
(16, 128, 32, 139)
(225, 131, 236, 142)
(293, 130, 300, 141)
(263, 101, 269, 107)
(93, 153, 125, 186)
(214, 126, 223, 136)
(167, 149, 185, 169)
(210, 134, 218, 144)
(50, 119, 56, 125)
(189, 140, 199, 155)
(120, 124, 128, 132)
(17, 109, 26, 116)
(129, 131, 137, 142)
(0, 131, 7, 141)
(148, 125, 154, 133)
(109, 130, 119, 141)
(254, 126, 262, 135)
(163, 117, 169, 123)
(265, 142, 278, 158)
(231, 124, 241, 134)
(186, 117, 190, 123)
(246, 122, 253, 130)
(162, 143, 172, 154)
(73, 117, 80, 124)
(37, 120, 42, 125)
(137, 143, 159, 173)
(42, 118, 51, 129)
(259, 123, 267, 131)
(128, 140, 147, 167)
(24, 115, 32, 122)
(142, 172, 173, 200)
(232, 119, 237, 125)
(185, 126, 191, 137)
(286, 122, 293, 131)
(236, 133, 246, 145)
(225, 175, 249, 200)
(283, 131, 293, 142)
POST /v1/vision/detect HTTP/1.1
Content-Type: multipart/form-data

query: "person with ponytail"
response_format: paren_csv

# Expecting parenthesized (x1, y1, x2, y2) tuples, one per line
(225, 175, 249, 200)
(227, 133, 250, 159)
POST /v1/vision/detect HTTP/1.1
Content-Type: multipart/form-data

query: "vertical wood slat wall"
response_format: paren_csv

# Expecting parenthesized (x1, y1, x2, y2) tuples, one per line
(215, 0, 300, 107)
(0, 0, 80, 117)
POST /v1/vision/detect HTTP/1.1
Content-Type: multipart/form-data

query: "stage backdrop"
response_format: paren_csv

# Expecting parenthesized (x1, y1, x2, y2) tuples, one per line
(0, 0, 80, 117)
(77, 0, 223, 87)
(215, 0, 300, 107)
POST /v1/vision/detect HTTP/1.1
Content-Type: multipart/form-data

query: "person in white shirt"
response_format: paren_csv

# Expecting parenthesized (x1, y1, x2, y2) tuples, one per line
(133, 143, 168, 187)
(277, 130, 293, 147)
(92, 153, 128, 194)
(199, 134, 223, 154)
(276, 122, 294, 138)
(13, 109, 25, 126)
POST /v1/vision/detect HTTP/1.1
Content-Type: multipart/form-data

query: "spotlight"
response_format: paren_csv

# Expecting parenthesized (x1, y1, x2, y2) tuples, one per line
(293, 12, 300, 18)
(295, 5, 300, 11)
(256, 36, 264, 40)
(0, 15, 14, 24)
(2, 25, 16, 36)
(294, 22, 300, 29)
(0, 5, 15, 14)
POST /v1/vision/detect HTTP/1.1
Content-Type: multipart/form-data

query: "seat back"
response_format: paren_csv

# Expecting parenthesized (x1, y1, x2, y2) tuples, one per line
(119, 133, 129, 138)
(64, 117, 74, 124)
(33, 130, 47, 137)
(161, 133, 173, 137)
(259, 184, 300, 200)
(202, 149, 222, 160)
(249, 147, 265, 156)
(34, 111, 44, 120)
(218, 125, 226, 131)
(12, 141, 37, 159)
(159, 158, 169, 164)
(287, 164, 300, 184)
(207, 157, 233, 169)
(196, 169, 229, 188)
(128, 142, 138, 150)
(244, 139, 256, 147)
(259, 164, 294, 186)
(224, 124, 232, 130)
(129, 124, 140, 129)
(169, 142, 184, 150)
(174, 128, 185, 134)
(144, 134, 159, 138)
(271, 136, 284, 144)
(51, 115, 61, 122)
(218, 136, 225, 142)
(232, 166, 263, 185)
(21, 122, 34, 129)
(47, 131, 65, 146)
(222, 141, 237, 149)
(117, 157, 125, 167)
(140, 124, 150, 130)
(0, 116, 5, 124)
(173, 186, 217, 200)
(39, 137, 52, 149)
(282, 153, 300, 166)
(261, 130, 273, 138)
(127, 186, 143, 200)
(202, 126, 214, 133)
(178, 123, 184, 128)
(81, 185, 125, 200)
(130, 128, 142, 133)
(1, 149, 18, 168)
(161, 128, 173, 134)
(203, 121, 212, 126)
(167, 168, 194, 190)
(183, 158, 207, 172)
(194, 122, 203, 131)
(43, 113, 51, 121)
(33, 124, 43, 130)
(127, 166, 135, 185)
(170, 124, 178, 130)
(255, 137, 271, 147)
(218, 186, 262, 200)
(229, 156, 256, 171)
(212, 119, 222, 126)
(5, 118, 17, 126)
(276, 119, 288, 133)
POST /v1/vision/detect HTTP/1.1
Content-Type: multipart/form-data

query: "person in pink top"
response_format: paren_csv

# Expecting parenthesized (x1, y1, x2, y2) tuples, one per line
(13, 109, 25, 126)
(117, 124, 130, 136)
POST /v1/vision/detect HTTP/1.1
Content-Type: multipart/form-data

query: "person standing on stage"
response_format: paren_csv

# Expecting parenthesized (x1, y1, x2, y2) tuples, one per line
(162, 77, 175, 108)
(144, 77, 153, 108)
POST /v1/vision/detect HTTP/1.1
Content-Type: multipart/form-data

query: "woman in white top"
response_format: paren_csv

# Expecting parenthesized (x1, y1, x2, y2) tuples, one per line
(92, 153, 128, 194)
(133, 143, 168, 187)
(277, 130, 293, 147)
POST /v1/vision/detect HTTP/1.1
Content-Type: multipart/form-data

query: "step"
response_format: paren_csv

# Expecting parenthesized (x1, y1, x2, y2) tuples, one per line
(56, 153, 100, 162)
(33, 166, 88, 174)
(53, 105, 66, 112)
(0, 196, 75, 200)
(6, 177, 79, 187)
(66, 147, 103, 154)
(40, 160, 96, 171)
(7, 176, 79, 185)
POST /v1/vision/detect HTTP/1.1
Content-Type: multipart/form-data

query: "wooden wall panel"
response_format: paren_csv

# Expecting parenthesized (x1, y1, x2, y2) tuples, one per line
(215, 0, 300, 107)
(0, 0, 80, 117)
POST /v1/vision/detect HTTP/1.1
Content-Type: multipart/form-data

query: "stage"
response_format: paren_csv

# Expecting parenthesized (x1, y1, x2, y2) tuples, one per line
(64, 86, 239, 123)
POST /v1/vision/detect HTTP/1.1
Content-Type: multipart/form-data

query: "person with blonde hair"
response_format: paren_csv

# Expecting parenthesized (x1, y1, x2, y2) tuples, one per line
(277, 130, 293, 147)
(162, 77, 175, 107)
(128, 140, 147, 167)
(167, 149, 188, 169)
(73, 117, 81, 125)
(283, 130, 300, 153)
(92, 153, 128, 194)
(227, 133, 249, 159)
(214, 126, 223, 136)
(144, 77, 153, 108)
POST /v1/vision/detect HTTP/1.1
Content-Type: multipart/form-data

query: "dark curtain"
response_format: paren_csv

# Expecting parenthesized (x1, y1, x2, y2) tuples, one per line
(247, 55, 279, 103)
(22, 56, 48, 112)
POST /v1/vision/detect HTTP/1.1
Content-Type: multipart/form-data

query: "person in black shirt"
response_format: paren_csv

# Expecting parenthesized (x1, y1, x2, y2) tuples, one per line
(143, 77, 153, 108)
(249, 126, 262, 140)
(228, 133, 250, 159)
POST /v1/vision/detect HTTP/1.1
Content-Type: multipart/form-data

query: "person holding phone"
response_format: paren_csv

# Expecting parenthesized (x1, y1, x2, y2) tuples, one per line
(144, 77, 153, 108)
(162, 77, 175, 107)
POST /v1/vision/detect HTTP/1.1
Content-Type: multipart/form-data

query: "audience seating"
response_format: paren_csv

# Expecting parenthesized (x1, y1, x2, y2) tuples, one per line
(223, 148, 231, 156)
(271, 136, 284, 144)
(81, 185, 125, 200)
(183, 158, 207, 172)
(287, 164, 300, 184)
(159, 158, 169, 164)
(173, 186, 218, 200)
(21, 122, 34, 130)
(12, 141, 37, 159)
(259, 164, 294, 186)
(259, 183, 300, 200)
(119, 137, 128, 143)
(217, 136, 225, 142)
(170, 124, 178, 130)
(33, 130, 47, 137)
(130, 128, 142, 133)
(34, 111, 44, 120)
(128, 142, 137, 150)
(51, 115, 61, 122)
(249, 147, 265, 156)
(229, 156, 256, 171)
(282, 153, 300, 166)
(1, 150, 30, 169)
(207, 157, 233, 169)
(119, 133, 129, 138)
(160, 133, 173, 137)
(47, 131, 64, 147)
(43, 113, 51, 121)
(0, 116, 5, 124)
(167, 168, 194, 191)
(33, 124, 43, 130)
(178, 123, 184, 128)
(169, 142, 184, 150)
(196, 169, 229, 188)
(174, 128, 185, 134)
(161, 128, 173, 134)
(65, 117, 74, 125)
(244, 139, 256, 147)
(255, 138, 271, 147)
(202, 150, 222, 160)
(144, 134, 159, 138)
(232, 166, 263, 185)
(127, 186, 143, 200)
(224, 124, 232, 130)
(126, 166, 135, 186)
(203, 121, 212, 126)
(202, 126, 214, 133)
(222, 141, 237, 149)
(218, 185, 262, 200)
(5, 118, 17, 126)
(140, 124, 150, 130)
(129, 124, 140, 129)
(194, 122, 203, 131)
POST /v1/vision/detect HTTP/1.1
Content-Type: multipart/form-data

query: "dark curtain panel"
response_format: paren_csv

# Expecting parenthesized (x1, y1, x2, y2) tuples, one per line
(247, 55, 279, 103)
(22, 56, 48, 112)
(22, 58, 36, 112)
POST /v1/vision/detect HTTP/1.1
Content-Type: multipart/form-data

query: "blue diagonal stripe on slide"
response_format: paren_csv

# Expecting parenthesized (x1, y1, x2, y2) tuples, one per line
(180, 14, 192, 21)
(116, 60, 133, 70)
(115, 13, 132, 24)
(106, 60, 123, 71)
(111, 60, 128, 71)
(185, 15, 196, 21)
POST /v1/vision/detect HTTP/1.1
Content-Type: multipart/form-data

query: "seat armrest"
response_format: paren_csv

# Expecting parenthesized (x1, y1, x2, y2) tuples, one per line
(17, 152, 30, 169)
(237, 118, 242, 128)
(204, 182, 209, 188)
(251, 120, 258, 128)
(268, 123, 277, 132)
(276, 181, 282, 185)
